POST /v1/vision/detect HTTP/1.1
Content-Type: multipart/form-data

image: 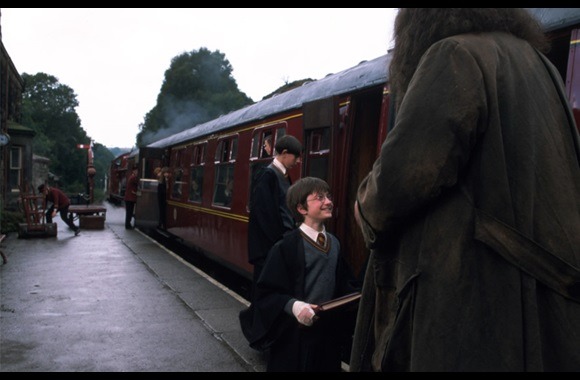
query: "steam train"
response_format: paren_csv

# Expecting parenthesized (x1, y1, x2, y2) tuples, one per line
(107, 152, 131, 204)
(109, 8, 580, 281)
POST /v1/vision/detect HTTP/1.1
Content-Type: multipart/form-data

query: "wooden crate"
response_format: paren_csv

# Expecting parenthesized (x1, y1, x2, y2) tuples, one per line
(79, 215, 105, 230)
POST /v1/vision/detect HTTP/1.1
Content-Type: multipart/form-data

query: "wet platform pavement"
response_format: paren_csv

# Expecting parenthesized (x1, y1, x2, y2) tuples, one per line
(0, 203, 267, 372)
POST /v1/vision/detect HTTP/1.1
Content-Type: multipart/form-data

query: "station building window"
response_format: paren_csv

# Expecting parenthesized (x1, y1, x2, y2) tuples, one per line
(10, 146, 22, 192)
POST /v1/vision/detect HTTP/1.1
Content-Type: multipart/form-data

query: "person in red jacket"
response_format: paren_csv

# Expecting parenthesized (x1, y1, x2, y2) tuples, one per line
(124, 165, 139, 229)
(38, 184, 80, 236)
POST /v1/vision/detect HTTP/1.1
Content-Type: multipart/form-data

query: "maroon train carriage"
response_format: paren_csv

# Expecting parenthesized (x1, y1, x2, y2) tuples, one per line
(107, 152, 130, 204)
(131, 52, 391, 280)
(124, 8, 580, 282)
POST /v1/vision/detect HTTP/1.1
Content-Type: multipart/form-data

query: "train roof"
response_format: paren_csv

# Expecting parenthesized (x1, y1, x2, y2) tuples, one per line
(147, 8, 578, 150)
(526, 8, 580, 32)
(148, 53, 391, 149)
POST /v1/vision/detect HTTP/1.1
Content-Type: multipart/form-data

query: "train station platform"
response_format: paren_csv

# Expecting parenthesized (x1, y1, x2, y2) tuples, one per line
(0, 203, 267, 372)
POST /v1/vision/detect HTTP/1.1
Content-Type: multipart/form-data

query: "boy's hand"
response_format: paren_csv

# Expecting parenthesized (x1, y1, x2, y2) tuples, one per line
(292, 301, 316, 326)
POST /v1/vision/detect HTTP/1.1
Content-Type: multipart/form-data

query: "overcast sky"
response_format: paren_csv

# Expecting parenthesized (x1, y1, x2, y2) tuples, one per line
(1, 8, 397, 148)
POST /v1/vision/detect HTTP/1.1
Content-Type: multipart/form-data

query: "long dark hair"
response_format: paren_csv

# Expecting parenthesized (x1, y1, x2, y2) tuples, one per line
(389, 8, 548, 110)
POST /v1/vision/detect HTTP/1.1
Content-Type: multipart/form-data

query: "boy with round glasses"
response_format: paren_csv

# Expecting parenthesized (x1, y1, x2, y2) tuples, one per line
(245, 176, 359, 372)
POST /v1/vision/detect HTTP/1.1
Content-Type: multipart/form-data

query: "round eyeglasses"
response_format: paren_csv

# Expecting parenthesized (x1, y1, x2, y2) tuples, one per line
(307, 193, 332, 202)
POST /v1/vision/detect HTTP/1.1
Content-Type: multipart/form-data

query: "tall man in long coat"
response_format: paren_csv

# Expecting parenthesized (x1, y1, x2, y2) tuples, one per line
(350, 8, 580, 371)
(239, 135, 303, 344)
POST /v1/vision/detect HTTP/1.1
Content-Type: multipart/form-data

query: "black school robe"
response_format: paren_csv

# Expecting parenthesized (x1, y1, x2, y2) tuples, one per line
(247, 164, 293, 267)
(244, 228, 359, 372)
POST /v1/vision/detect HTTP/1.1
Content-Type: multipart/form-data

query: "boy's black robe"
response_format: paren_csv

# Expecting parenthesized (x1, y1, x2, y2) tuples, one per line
(240, 228, 360, 371)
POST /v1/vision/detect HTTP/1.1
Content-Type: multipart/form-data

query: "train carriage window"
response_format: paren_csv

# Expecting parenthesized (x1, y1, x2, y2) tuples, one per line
(247, 126, 287, 212)
(171, 148, 188, 199)
(263, 134, 272, 157)
(189, 143, 206, 203)
(172, 168, 185, 199)
(215, 138, 238, 162)
(251, 130, 274, 159)
(213, 136, 238, 207)
(249, 127, 287, 159)
(193, 144, 206, 164)
(305, 128, 330, 182)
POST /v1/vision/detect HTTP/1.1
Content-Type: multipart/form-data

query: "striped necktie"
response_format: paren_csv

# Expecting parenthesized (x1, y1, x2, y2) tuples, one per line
(317, 233, 326, 247)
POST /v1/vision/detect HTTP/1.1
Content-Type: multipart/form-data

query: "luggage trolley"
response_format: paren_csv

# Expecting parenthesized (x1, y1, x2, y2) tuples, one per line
(17, 184, 57, 238)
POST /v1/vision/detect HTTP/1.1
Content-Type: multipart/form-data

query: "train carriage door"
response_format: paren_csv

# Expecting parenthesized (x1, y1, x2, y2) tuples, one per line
(302, 97, 335, 234)
(303, 98, 333, 180)
(135, 147, 165, 231)
(330, 87, 389, 278)
(212, 136, 238, 208)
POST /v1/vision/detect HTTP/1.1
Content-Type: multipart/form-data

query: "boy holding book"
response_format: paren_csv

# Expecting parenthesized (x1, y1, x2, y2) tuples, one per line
(246, 176, 360, 372)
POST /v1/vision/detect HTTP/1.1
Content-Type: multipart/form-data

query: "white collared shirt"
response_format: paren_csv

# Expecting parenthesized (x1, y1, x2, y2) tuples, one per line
(272, 158, 286, 176)
(299, 223, 325, 243)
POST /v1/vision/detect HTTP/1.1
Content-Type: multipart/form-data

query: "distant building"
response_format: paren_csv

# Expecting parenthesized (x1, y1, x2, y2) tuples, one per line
(1, 9, 35, 232)
(33, 154, 51, 189)
(4, 121, 35, 207)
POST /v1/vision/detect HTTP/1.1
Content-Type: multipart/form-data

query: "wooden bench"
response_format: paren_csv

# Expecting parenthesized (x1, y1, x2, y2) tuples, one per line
(0, 233, 7, 264)
(68, 205, 107, 230)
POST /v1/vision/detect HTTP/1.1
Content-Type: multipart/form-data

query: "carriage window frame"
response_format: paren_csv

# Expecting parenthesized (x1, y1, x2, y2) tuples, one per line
(304, 127, 331, 182)
(212, 135, 238, 208)
(188, 143, 207, 203)
(247, 125, 287, 212)
(170, 148, 187, 200)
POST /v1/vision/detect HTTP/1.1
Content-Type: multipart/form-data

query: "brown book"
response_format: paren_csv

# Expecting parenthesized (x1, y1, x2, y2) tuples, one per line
(313, 292, 362, 314)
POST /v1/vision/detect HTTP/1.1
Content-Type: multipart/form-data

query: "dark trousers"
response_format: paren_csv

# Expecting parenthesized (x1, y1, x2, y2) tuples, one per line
(125, 200, 136, 228)
(46, 205, 78, 231)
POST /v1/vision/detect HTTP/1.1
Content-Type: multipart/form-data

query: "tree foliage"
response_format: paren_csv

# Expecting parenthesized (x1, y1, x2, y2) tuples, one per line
(261, 78, 315, 101)
(21, 73, 113, 195)
(19, 47, 299, 198)
(136, 47, 253, 147)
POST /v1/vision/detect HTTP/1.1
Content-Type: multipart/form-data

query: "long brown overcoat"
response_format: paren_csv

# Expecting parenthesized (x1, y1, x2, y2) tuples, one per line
(351, 32, 580, 371)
